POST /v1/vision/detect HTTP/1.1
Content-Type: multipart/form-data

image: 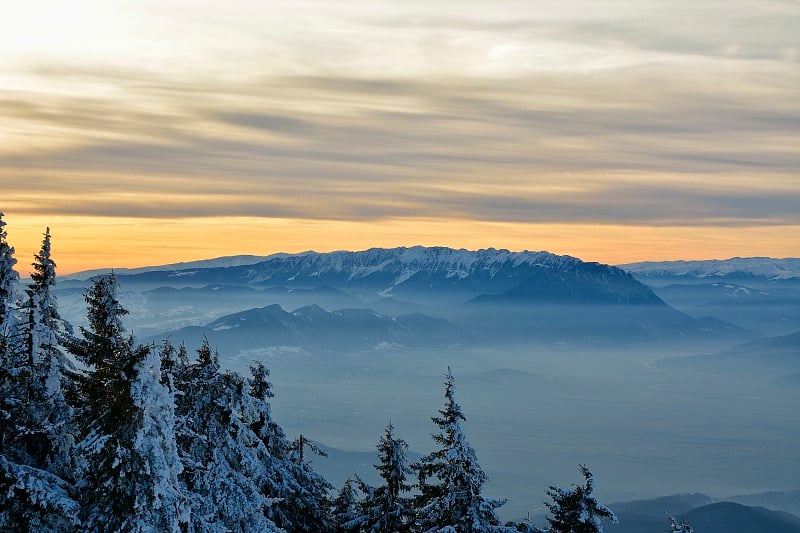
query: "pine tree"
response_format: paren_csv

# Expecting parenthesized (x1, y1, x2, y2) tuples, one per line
(247, 362, 283, 458)
(0, 211, 20, 450)
(18, 228, 76, 479)
(351, 421, 413, 532)
(0, 212, 18, 345)
(412, 367, 509, 532)
(130, 346, 189, 530)
(667, 514, 693, 533)
(68, 274, 187, 532)
(544, 465, 617, 533)
(157, 338, 179, 387)
(0, 455, 80, 531)
(281, 434, 335, 532)
(0, 222, 79, 531)
(332, 478, 361, 531)
(247, 362, 334, 532)
(0, 213, 21, 444)
(176, 342, 282, 532)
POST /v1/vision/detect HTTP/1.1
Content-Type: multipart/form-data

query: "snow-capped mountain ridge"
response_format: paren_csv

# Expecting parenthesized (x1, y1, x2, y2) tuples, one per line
(235, 246, 581, 287)
(620, 257, 800, 281)
(110, 245, 660, 308)
(105, 246, 757, 346)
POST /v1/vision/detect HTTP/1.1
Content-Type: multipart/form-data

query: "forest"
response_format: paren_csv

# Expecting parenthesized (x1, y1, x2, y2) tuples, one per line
(0, 215, 691, 532)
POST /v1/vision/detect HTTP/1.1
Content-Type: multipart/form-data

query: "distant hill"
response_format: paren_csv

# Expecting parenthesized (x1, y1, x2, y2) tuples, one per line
(606, 494, 800, 533)
(728, 489, 800, 517)
(144, 303, 463, 356)
(62, 253, 288, 280)
(652, 282, 778, 309)
(470, 259, 662, 306)
(620, 257, 800, 286)
(55, 283, 366, 337)
(463, 263, 749, 345)
(606, 493, 714, 533)
(656, 331, 800, 379)
(682, 502, 800, 533)
(647, 281, 800, 337)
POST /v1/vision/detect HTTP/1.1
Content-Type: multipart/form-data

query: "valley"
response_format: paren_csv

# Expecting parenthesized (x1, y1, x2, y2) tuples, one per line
(53, 249, 800, 523)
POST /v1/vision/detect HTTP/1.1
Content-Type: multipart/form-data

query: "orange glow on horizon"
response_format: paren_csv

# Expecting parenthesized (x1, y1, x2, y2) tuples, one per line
(3, 213, 798, 276)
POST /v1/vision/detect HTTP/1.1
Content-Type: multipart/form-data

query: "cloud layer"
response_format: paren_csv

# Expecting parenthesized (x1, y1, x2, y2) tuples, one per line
(1, 0, 798, 268)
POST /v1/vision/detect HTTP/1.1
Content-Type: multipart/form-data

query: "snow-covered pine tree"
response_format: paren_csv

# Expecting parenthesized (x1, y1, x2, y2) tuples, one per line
(176, 342, 282, 532)
(0, 211, 20, 450)
(0, 212, 18, 347)
(332, 478, 361, 531)
(130, 344, 189, 530)
(667, 514, 693, 533)
(68, 274, 187, 532)
(544, 465, 617, 533)
(18, 228, 77, 479)
(0, 455, 80, 531)
(247, 362, 295, 527)
(349, 421, 414, 532)
(0, 221, 79, 531)
(247, 362, 284, 458)
(412, 367, 509, 533)
(0, 213, 21, 441)
(0, 212, 17, 528)
(157, 338, 179, 387)
(246, 362, 334, 532)
(281, 435, 335, 531)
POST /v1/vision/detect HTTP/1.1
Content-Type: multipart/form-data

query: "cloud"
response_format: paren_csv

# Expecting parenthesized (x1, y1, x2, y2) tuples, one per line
(216, 113, 315, 136)
(1, 0, 797, 231)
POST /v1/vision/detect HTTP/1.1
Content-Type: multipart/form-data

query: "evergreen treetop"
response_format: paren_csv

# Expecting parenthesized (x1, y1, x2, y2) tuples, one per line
(19, 228, 76, 479)
(0, 212, 19, 333)
(68, 273, 139, 437)
(70, 274, 188, 532)
(545, 465, 617, 533)
(349, 421, 414, 532)
(333, 478, 361, 531)
(413, 367, 508, 533)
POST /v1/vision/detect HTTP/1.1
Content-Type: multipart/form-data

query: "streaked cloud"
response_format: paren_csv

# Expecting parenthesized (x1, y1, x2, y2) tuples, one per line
(1, 0, 798, 269)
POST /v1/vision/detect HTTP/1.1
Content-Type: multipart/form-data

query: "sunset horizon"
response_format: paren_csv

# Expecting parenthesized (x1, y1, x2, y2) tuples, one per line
(3, 212, 799, 276)
(3, 0, 798, 275)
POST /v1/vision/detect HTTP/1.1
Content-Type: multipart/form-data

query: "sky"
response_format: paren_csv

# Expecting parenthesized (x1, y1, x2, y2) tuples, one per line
(1, 0, 798, 274)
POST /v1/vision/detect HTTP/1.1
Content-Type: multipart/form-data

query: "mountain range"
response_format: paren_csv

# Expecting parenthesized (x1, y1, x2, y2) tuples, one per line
(83, 246, 759, 348)
(620, 257, 800, 285)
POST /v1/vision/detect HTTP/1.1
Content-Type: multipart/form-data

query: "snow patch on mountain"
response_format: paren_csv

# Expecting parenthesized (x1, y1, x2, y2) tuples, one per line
(239, 246, 581, 287)
(620, 257, 800, 281)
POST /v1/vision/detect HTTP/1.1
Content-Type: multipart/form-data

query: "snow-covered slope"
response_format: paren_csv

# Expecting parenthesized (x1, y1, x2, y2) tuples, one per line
(620, 257, 800, 282)
(63, 254, 293, 280)
(117, 246, 618, 300)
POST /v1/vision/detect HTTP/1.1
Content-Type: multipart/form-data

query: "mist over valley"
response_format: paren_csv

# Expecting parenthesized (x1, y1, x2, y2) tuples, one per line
(51, 248, 800, 524)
